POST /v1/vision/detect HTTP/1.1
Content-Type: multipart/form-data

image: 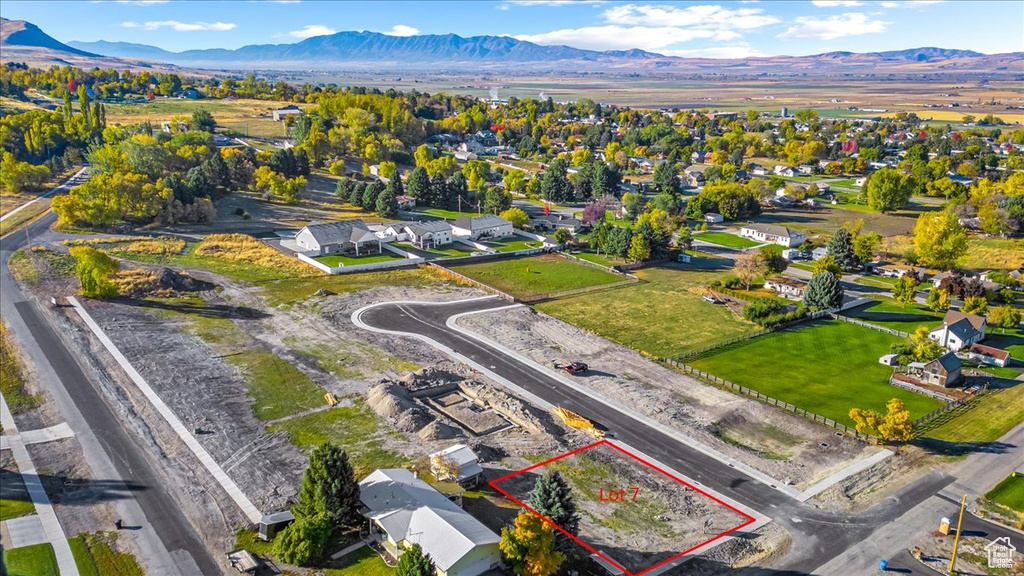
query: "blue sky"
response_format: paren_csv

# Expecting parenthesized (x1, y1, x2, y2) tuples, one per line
(3, 1, 1022, 57)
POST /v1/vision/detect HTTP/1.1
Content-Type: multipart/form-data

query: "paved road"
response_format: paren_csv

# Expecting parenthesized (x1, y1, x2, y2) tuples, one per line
(357, 297, 962, 573)
(1, 211, 219, 575)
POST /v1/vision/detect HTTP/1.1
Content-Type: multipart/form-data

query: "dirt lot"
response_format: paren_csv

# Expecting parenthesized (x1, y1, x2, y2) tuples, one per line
(455, 305, 881, 490)
(494, 441, 749, 575)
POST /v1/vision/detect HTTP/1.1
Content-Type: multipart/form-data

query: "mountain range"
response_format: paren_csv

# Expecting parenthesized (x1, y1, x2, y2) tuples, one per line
(2, 16, 1021, 74)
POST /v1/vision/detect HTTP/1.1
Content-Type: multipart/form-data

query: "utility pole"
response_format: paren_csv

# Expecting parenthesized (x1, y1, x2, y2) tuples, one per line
(948, 494, 967, 574)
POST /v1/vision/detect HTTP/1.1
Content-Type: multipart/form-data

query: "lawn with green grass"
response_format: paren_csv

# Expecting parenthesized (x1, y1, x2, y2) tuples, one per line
(986, 473, 1024, 513)
(853, 275, 900, 289)
(840, 297, 944, 333)
(1, 467, 34, 521)
(414, 208, 482, 219)
(922, 384, 1024, 446)
(536, 264, 757, 358)
(314, 252, 405, 267)
(447, 253, 622, 299)
(3, 543, 59, 576)
(324, 545, 394, 576)
(268, 401, 408, 477)
(573, 251, 627, 268)
(694, 231, 761, 249)
(260, 268, 449, 307)
(688, 319, 944, 426)
(395, 242, 476, 258)
(479, 238, 543, 253)
(984, 324, 1024, 365)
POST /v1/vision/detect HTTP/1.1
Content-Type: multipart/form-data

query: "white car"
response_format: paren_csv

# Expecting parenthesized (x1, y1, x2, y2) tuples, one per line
(703, 295, 722, 304)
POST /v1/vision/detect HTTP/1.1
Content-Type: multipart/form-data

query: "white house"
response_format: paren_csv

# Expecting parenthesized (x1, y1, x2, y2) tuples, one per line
(272, 105, 302, 121)
(740, 224, 806, 247)
(968, 343, 1011, 368)
(452, 215, 513, 241)
(405, 221, 453, 249)
(294, 220, 381, 255)
(928, 310, 987, 351)
(360, 469, 501, 576)
(429, 444, 484, 488)
(704, 213, 724, 224)
(372, 223, 409, 243)
(774, 166, 797, 177)
(454, 150, 478, 162)
(764, 276, 807, 299)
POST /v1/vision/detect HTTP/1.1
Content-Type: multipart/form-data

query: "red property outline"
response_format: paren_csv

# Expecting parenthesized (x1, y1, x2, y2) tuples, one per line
(489, 440, 756, 576)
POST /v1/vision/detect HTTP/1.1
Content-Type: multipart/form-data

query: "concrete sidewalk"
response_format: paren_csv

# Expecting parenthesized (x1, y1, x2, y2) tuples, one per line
(0, 422, 75, 450)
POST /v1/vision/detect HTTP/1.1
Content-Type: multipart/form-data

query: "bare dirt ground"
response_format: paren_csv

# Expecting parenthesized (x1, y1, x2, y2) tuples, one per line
(494, 442, 749, 575)
(811, 448, 940, 513)
(456, 306, 880, 490)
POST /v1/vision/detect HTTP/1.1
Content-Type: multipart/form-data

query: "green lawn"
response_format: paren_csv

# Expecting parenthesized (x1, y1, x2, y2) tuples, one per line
(574, 251, 627, 268)
(394, 242, 476, 258)
(688, 319, 945, 426)
(694, 231, 761, 249)
(314, 252, 405, 267)
(3, 543, 59, 576)
(479, 237, 543, 253)
(260, 268, 449, 307)
(986, 474, 1024, 513)
(840, 297, 944, 333)
(324, 545, 394, 576)
(923, 384, 1024, 446)
(536, 264, 757, 358)
(414, 208, 483, 219)
(268, 401, 408, 477)
(447, 253, 622, 299)
(853, 275, 900, 288)
(984, 324, 1024, 364)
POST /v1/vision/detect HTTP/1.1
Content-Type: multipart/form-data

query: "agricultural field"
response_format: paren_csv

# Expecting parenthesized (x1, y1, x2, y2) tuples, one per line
(840, 297, 944, 333)
(103, 98, 303, 139)
(536, 262, 757, 358)
(695, 231, 761, 249)
(881, 235, 1024, 271)
(687, 319, 945, 426)
(446, 253, 623, 299)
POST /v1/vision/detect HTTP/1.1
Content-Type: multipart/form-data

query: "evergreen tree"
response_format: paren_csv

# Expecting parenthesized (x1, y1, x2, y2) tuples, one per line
(528, 472, 579, 536)
(349, 181, 365, 207)
(652, 161, 680, 196)
(376, 183, 399, 218)
(541, 158, 571, 203)
(396, 544, 434, 576)
(406, 166, 429, 200)
(827, 228, 858, 271)
(273, 513, 331, 567)
(803, 272, 844, 310)
(334, 178, 352, 203)
(294, 442, 361, 530)
(362, 181, 383, 210)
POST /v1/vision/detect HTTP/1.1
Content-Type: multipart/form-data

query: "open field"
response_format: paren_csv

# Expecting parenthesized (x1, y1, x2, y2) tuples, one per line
(314, 252, 405, 267)
(986, 474, 1024, 513)
(695, 231, 761, 249)
(688, 319, 945, 426)
(840, 297, 944, 333)
(446, 253, 622, 299)
(260, 267, 449, 307)
(881, 235, 1024, 271)
(536, 263, 757, 358)
(755, 205, 919, 240)
(922, 384, 1024, 449)
(103, 98, 303, 139)
(478, 237, 544, 253)
(394, 242, 476, 258)
(3, 543, 59, 576)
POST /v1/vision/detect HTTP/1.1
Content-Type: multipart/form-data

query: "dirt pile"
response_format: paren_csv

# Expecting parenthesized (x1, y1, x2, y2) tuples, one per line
(367, 381, 432, 432)
(114, 267, 216, 297)
(418, 420, 464, 441)
(400, 367, 464, 394)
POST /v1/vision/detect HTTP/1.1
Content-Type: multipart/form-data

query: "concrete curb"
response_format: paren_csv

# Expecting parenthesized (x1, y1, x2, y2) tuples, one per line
(0, 393, 80, 576)
(68, 297, 263, 524)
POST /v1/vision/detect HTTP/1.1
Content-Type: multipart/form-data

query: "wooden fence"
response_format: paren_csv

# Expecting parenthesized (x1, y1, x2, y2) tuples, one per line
(671, 309, 830, 362)
(830, 313, 910, 338)
(663, 359, 873, 442)
(424, 263, 516, 303)
(518, 277, 640, 303)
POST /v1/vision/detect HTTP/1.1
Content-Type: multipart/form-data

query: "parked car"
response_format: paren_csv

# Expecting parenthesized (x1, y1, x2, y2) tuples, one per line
(703, 295, 723, 304)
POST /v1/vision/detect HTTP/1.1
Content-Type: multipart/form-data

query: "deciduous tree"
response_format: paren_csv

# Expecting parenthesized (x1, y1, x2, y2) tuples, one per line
(733, 250, 767, 290)
(499, 512, 564, 576)
(913, 210, 968, 270)
(926, 288, 950, 312)
(396, 544, 434, 576)
(69, 246, 120, 298)
(961, 296, 988, 315)
(891, 276, 920, 308)
(500, 207, 529, 229)
(865, 168, 913, 213)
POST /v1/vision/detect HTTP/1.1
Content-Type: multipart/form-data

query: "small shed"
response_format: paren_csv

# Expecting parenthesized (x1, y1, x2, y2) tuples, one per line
(259, 510, 294, 541)
(227, 549, 260, 574)
(879, 354, 899, 366)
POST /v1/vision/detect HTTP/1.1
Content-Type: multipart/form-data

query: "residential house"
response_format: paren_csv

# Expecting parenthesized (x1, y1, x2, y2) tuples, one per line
(797, 165, 815, 176)
(876, 264, 925, 280)
(704, 213, 724, 224)
(774, 166, 797, 177)
(764, 276, 808, 299)
(396, 195, 417, 210)
(454, 150, 478, 162)
(359, 469, 501, 576)
(931, 271, 954, 288)
(811, 246, 830, 260)
(928, 310, 987, 351)
(294, 220, 382, 255)
(968, 343, 1011, 368)
(920, 352, 963, 388)
(684, 166, 707, 187)
(752, 166, 768, 177)
(429, 445, 484, 488)
(272, 105, 302, 121)
(405, 221, 453, 249)
(530, 214, 586, 234)
(373, 223, 409, 243)
(740, 224, 806, 247)
(452, 215, 514, 241)
(690, 151, 708, 164)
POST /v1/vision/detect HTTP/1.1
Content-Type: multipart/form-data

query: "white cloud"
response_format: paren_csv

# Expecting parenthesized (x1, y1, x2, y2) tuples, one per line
(286, 24, 336, 39)
(778, 12, 889, 40)
(515, 26, 731, 51)
(122, 20, 236, 31)
(810, 1, 864, 6)
(383, 25, 419, 37)
(602, 4, 780, 30)
(880, 1, 899, 7)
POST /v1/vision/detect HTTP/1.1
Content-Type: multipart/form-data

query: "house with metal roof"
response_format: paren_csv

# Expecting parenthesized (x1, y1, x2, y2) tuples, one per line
(451, 215, 513, 241)
(928, 310, 987, 351)
(359, 469, 501, 576)
(739, 224, 806, 247)
(968, 343, 1011, 368)
(429, 444, 484, 488)
(920, 352, 963, 388)
(294, 220, 382, 255)
(404, 221, 453, 249)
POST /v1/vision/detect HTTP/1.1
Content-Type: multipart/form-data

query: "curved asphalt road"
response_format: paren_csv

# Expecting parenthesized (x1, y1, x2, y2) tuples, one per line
(357, 297, 1021, 574)
(1, 211, 219, 575)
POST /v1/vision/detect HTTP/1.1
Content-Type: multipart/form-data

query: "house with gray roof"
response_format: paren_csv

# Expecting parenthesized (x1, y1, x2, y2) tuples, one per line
(921, 352, 963, 388)
(404, 221, 453, 249)
(452, 215, 513, 241)
(928, 310, 987, 351)
(359, 468, 500, 576)
(739, 224, 806, 247)
(294, 220, 382, 255)
(429, 444, 484, 488)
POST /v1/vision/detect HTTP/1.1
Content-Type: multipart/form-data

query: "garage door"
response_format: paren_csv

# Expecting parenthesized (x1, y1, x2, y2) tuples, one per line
(453, 555, 495, 576)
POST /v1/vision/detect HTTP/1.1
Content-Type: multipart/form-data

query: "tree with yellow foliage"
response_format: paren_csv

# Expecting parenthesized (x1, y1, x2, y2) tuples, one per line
(500, 512, 564, 576)
(849, 398, 914, 442)
(69, 246, 119, 298)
